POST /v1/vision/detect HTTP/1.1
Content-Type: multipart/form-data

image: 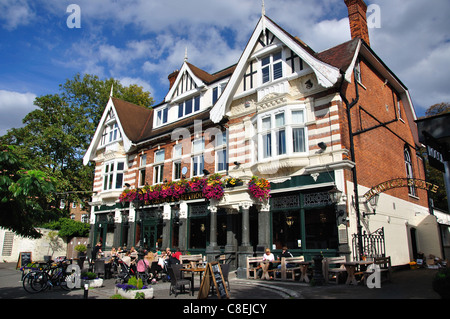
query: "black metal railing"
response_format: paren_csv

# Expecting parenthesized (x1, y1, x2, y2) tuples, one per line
(352, 227, 385, 261)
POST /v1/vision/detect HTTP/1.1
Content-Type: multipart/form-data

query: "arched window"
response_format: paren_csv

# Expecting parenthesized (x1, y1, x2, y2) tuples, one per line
(404, 147, 416, 196)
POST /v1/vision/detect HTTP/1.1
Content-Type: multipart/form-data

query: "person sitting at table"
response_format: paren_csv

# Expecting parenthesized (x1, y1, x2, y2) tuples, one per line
(260, 248, 275, 279)
(172, 247, 182, 261)
(277, 246, 294, 269)
(130, 247, 138, 260)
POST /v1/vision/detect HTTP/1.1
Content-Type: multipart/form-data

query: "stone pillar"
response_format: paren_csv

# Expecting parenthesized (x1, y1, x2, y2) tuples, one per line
(224, 207, 239, 270)
(257, 203, 270, 255)
(237, 201, 254, 278)
(178, 202, 188, 252)
(206, 204, 220, 262)
(113, 208, 122, 248)
(162, 203, 171, 249)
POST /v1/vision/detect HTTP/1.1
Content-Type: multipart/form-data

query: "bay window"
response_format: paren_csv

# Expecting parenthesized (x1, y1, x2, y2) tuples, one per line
(257, 106, 307, 161)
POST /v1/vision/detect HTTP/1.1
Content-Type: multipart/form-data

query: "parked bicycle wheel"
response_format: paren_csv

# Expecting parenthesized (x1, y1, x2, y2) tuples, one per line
(22, 271, 48, 293)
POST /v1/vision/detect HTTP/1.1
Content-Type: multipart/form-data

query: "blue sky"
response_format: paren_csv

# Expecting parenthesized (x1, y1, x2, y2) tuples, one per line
(1, 0, 450, 136)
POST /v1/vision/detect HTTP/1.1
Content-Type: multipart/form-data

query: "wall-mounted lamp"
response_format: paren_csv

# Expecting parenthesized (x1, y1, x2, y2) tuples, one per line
(234, 161, 241, 166)
(203, 169, 210, 175)
(363, 193, 379, 217)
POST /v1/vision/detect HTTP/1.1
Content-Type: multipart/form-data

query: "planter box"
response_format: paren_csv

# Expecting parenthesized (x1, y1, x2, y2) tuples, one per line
(81, 278, 103, 288)
(118, 287, 154, 299)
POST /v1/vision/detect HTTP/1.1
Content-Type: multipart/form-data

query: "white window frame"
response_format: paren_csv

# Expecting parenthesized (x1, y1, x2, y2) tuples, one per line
(191, 137, 205, 177)
(101, 122, 122, 146)
(154, 150, 165, 184)
(256, 106, 308, 162)
(215, 130, 228, 172)
(261, 50, 284, 85)
(155, 107, 168, 127)
(138, 154, 147, 187)
(103, 160, 125, 191)
(172, 144, 183, 180)
(178, 94, 201, 118)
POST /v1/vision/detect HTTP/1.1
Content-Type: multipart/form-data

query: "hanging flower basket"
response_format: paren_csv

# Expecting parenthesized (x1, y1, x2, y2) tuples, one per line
(225, 177, 244, 187)
(248, 176, 271, 201)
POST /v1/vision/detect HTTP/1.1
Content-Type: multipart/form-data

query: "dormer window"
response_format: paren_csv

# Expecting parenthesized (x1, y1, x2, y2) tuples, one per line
(155, 107, 168, 126)
(262, 51, 283, 84)
(101, 122, 122, 146)
(178, 95, 200, 118)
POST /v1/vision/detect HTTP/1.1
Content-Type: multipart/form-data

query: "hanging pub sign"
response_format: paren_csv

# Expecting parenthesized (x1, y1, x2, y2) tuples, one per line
(423, 132, 447, 172)
(364, 178, 439, 201)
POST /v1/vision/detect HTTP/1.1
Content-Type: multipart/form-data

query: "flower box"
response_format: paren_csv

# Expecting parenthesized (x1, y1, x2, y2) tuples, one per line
(81, 278, 103, 288)
(117, 287, 154, 299)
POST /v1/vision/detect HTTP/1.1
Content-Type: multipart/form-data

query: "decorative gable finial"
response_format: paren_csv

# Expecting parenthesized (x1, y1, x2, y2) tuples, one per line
(109, 83, 114, 97)
(184, 47, 188, 62)
(262, 0, 266, 36)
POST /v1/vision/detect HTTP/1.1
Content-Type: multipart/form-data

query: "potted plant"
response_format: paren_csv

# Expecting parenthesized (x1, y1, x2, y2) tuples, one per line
(432, 268, 450, 299)
(116, 276, 154, 299)
(81, 271, 104, 288)
(74, 244, 87, 257)
(74, 244, 87, 269)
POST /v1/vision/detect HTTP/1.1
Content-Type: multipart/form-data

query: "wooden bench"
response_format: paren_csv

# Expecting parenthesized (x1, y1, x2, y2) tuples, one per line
(179, 254, 203, 268)
(323, 256, 347, 284)
(246, 257, 263, 279)
(363, 256, 392, 283)
(281, 256, 305, 281)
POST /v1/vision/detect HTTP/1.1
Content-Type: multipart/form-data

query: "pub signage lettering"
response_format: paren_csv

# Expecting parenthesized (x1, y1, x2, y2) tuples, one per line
(147, 191, 205, 205)
(364, 178, 439, 201)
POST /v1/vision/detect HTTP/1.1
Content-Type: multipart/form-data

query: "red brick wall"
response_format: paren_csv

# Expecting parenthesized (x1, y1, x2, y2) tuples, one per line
(341, 57, 428, 207)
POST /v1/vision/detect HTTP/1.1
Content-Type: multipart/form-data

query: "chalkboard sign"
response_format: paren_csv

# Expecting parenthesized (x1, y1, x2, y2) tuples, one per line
(17, 252, 32, 269)
(197, 262, 229, 299)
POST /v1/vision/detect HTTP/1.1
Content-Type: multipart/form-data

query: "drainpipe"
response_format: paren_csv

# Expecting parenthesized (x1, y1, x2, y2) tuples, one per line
(339, 69, 363, 260)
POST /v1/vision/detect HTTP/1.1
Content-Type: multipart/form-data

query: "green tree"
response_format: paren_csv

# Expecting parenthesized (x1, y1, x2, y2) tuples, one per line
(43, 217, 90, 239)
(1, 74, 154, 207)
(0, 145, 58, 238)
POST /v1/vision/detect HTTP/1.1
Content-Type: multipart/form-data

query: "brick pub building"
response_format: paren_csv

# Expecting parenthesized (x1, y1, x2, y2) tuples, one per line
(83, 0, 442, 272)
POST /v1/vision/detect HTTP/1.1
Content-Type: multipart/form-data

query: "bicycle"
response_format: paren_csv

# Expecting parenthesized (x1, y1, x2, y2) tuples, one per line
(22, 258, 74, 293)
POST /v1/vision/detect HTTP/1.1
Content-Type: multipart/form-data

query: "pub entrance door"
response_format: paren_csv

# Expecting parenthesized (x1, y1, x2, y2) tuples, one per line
(142, 220, 161, 250)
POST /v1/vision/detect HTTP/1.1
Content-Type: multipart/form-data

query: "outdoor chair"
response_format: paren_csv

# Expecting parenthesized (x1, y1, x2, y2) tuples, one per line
(94, 260, 105, 278)
(220, 263, 230, 291)
(323, 256, 347, 284)
(168, 264, 193, 297)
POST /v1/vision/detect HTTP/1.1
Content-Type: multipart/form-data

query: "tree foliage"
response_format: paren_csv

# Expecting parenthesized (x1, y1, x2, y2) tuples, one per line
(43, 217, 90, 239)
(0, 74, 154, 210)
(0, 145, 58, 238)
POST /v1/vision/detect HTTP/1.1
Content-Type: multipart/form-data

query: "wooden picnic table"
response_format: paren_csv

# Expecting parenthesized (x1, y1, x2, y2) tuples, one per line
(260, 260, 280, 280)
(342, 261, 374, 285)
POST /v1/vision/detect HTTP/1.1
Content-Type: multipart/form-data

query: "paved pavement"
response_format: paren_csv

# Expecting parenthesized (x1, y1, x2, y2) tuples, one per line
(0, 262, 442, 300)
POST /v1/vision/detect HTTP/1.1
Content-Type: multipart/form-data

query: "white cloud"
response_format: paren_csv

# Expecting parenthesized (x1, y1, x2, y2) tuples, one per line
(0, 90, 37, 136)
(0, 0, 35, 30)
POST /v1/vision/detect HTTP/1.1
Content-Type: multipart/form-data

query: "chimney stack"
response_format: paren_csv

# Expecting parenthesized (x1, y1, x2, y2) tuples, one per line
(168, 69, 179, 89)
(344, 0, 370, 46)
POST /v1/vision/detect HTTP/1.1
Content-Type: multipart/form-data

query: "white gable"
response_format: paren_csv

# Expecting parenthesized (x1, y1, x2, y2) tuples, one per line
(165, 62, 206, 103)
(83, 97, 130, 165)
(210, 16, 341, 123)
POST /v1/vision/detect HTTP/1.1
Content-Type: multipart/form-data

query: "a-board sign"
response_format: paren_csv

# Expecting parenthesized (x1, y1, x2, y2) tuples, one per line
(17, 252, 32, 269)
(197, 261, 229, 299)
